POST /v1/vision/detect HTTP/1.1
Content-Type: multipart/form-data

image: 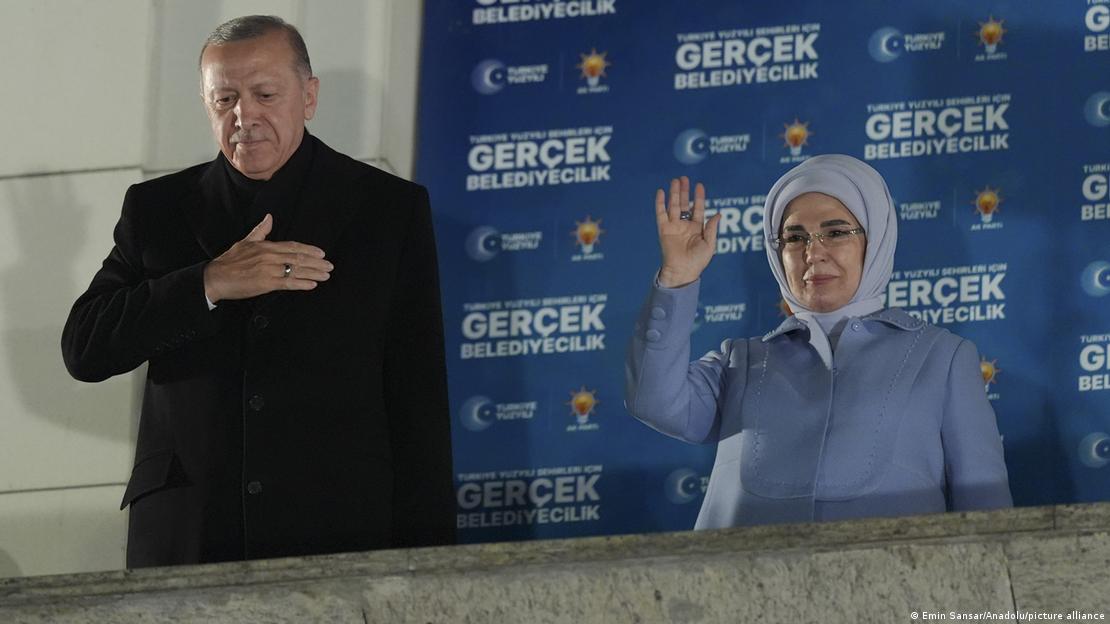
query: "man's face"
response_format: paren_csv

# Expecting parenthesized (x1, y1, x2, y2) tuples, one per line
(200, 31, 319, 180)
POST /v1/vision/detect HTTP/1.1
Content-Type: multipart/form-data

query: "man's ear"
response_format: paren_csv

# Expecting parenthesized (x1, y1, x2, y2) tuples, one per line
(303, 76, 320, 121)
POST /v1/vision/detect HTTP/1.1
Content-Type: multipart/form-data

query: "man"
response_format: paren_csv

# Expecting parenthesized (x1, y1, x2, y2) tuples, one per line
(61, 15, 455, 567)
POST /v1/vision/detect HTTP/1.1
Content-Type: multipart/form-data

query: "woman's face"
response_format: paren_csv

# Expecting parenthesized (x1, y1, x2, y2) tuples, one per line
(780, 192, 866, 313)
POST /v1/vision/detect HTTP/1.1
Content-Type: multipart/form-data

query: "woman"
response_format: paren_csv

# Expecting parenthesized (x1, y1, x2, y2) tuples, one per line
(625, 154, 1011, 528)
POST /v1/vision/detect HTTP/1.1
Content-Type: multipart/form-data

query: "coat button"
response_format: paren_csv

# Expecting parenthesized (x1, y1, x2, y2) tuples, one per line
(645, 329, 662, 342)
(252, 315, 269, 330)
(650, 306, 667, 320)
(246, 481, 263, 495)
(248, 395, 265, 411)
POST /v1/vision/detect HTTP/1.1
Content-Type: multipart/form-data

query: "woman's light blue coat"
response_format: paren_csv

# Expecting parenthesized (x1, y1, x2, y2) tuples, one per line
(625, 280, 1012, 528)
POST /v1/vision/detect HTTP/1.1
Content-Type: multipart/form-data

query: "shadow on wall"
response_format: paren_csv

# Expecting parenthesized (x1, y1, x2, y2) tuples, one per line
(1, 177, 137, 443)
(0, 548, 21, 579)
(434, 211, 537, 539)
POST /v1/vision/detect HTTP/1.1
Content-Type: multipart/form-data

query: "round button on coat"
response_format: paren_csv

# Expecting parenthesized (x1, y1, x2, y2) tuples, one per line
(248, 395, 265, 411)
(650, 306, 667, 320)
(645, 329, 662, 342)
(246, 481, 262, 495)
(251, 315, 269, 330)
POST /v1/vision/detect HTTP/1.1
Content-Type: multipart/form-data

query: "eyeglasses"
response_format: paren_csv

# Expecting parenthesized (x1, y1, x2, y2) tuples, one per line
(769, 227, 866, 251)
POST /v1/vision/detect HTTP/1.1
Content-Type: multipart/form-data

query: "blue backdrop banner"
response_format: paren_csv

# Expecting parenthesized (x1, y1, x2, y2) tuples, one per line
(416, 0, 1110, 543)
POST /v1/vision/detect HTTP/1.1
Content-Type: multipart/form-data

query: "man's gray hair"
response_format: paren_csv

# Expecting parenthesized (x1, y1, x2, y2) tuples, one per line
(199, 15, 312, 78)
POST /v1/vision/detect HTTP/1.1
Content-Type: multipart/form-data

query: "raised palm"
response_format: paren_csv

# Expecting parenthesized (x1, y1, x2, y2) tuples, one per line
(655, 177, 721, 288)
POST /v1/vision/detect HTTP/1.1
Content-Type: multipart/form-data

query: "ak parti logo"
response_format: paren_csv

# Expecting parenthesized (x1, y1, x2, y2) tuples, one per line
(577, 48, 610, 87)
(571, 215, 605, 260)
(974, 15, 1008, 59)
(972, 186, 1003, 223)
(781, 118, 812, 156)
(976, 16, 1006, 53)
(567, 386, 598, 424)
(576, 48, 611, 94)
(566, 386, 600, 432)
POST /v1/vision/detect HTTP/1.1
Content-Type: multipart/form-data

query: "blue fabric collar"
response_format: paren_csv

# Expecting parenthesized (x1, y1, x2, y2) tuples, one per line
(762, 307, 923, 342)
(865, 308, 925, 331)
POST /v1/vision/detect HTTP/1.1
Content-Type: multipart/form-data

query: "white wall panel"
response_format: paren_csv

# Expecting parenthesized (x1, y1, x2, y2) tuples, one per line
(0, 1, 151, 177)
(219, 0, 301, 20)
(382, 0, 422, 179)
(302, 0, 389, 162)
(141, 0, 227, 172)
(0, 486, 127, 578)
(0, 170, 143, 492)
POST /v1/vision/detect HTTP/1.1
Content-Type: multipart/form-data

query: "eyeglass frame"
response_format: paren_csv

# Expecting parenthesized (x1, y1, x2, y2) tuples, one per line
(768, 227, 866, 251)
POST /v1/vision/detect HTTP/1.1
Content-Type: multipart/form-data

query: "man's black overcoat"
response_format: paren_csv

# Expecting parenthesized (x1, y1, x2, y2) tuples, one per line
(61, 136, 455, 567)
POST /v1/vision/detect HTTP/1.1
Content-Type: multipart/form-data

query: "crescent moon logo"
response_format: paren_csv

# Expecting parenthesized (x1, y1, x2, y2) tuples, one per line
(1078, 432, 1110, 468)
(1085, 92, 1110, 128)
(868, 27, 903, 62)
(471, 59, 507, 95)
(664, 468, 702, 504)
(673, 128, 709, 165)
(1081, 260, 1110, 297)
(459, 395, 496, 432)
(465, 226, 502, 262)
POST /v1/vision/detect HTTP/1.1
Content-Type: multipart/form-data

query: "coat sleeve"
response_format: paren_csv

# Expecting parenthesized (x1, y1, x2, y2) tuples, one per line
(624, 277, 730, 445)
(382, 184, 456, 548)
(60, 184, 224, 382)
(940, 338, 1013, 511)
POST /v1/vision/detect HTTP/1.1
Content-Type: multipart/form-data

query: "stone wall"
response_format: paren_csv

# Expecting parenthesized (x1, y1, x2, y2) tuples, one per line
(2, 503, 1108, 623)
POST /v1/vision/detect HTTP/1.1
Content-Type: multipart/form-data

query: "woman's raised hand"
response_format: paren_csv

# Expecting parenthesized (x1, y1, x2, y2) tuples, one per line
(655, 176, 722, 288)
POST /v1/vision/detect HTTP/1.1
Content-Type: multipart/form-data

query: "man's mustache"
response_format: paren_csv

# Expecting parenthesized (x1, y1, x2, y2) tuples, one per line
(230, 131, 266, 144)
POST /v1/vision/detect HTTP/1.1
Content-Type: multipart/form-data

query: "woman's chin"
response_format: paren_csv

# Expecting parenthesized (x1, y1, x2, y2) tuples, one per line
(800, 294, 850, 313)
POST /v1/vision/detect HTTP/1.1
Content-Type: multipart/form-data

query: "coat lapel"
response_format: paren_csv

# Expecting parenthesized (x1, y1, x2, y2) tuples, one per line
(252, 137, 363, 318)
(181, 155, 246, 260)
(278, 137, 361, 252)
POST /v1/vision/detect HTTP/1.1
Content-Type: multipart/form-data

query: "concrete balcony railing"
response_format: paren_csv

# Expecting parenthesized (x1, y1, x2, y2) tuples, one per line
(1, 502, 1108, 623)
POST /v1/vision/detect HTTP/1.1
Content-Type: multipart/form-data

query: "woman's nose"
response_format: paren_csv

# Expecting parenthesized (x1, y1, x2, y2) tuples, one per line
(804, 238, 829, 263)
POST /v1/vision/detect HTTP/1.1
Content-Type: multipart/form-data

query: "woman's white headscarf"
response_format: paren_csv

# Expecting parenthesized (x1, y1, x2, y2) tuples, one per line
(761, 154, 898, 367)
